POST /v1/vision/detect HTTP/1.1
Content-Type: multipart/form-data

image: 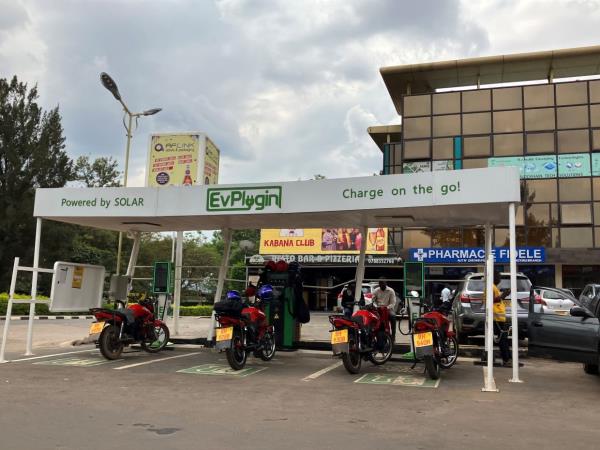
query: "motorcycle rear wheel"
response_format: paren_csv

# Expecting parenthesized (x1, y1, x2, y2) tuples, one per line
(99, 324, 124, 360)
(342, 336, 362, 374)
(141, 323, 170, 353)
(423, 355, 440, 380)
(226, 329, 247, 370)
(439, 335, 459, 369)
(368, 332, 393, 365)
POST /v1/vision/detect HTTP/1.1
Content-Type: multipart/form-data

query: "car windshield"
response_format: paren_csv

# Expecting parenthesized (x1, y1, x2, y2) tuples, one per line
(543, 290, 566, 300)
(466, 276, 530, 292)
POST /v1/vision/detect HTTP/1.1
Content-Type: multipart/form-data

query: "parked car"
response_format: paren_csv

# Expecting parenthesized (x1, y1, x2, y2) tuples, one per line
(579, 284, 600, 318)
(528, 287, 600, 375)
(535, 288, 575, 316)
(452, 272, 540, 344)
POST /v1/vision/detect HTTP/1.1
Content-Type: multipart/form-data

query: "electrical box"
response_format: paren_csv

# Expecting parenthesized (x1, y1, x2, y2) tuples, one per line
(109, 274, 130, 302)
(152, 261, 173, 294)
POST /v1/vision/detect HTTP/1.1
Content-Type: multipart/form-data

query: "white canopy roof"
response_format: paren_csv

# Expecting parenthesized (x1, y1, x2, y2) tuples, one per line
(34, 167, 520, 232)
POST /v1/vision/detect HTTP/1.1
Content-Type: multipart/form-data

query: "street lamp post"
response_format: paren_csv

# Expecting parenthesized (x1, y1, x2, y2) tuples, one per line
(100, 72, 162, 275)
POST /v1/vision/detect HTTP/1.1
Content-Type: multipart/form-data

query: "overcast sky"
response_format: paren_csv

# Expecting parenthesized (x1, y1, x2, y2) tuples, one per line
(2, 0, 600, 185)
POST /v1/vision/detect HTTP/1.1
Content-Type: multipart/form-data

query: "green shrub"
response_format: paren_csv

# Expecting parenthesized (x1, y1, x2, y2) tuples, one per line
(178, 305, 213, 317)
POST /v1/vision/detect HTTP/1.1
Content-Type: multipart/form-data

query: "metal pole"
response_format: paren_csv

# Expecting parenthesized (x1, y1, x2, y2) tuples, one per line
(126, 232, 141, 277)
(25, 218, 42, 356)
(0, 258, 20, 363)
(353, 226, 368, 311)
(116, 112, 134, 276)
(173, 231, 184, 335)
(208, 228, 233, 342)
(508, 202, 522, 383)
(482, 222, 498, 392)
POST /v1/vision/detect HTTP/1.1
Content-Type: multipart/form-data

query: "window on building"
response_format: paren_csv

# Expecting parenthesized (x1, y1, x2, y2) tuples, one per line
(404, 139, 430, 160)
(493, 110, 523, 133)
(590, 105, 600, 128)
(561, 204, 592, 224)
(550, 203, 559, 225)
(596, 228, 600, 247)
(462, 158, 488, 169)
(526, 203, 550, 226)
(525, 179, 558, 202)
(593, 179, 600, 200)
(494, 227, 526, 246)
(557, 129, 590, 153)
(432, 115, 460, 137)
(557, 106, 589, 129)
(493, 87, 522, 110)
(432, 138, 454, 159)
(403, 229, 431, 248)
(594, 131, 600, 150)
(556, 81, 588, 106)
(524, 84, 555, 108)
(524, 108, 555, 131)
(526, 132, 555, 154)
(493, 133, 524, 156)
(431, 229, 461, 247)
(404, 94, 431, 117)
(462, 89, 491, 112)
(404, 117, 431, 139)
(590, 80, 600, 103)
(560, 178, 591, 202)
(463, 228, 484, 246)
(463, 136, 491, 157)
(560, 227, 594, 248)
(463, 112, 491, 135)
(527, 228, 552, 246)
(433, 92, 460, 114)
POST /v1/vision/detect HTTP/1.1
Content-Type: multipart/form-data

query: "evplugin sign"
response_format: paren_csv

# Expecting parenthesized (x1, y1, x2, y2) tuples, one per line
(206, 186, 282, 212)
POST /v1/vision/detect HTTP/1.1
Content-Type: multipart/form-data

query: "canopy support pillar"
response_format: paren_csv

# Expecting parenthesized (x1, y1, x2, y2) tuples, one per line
(353, 226, 368, 309)
(482, 222, 498, 392)
(208, 228, 233, 342)
(173, 231, 184, 335)
(25, 218, 42, 356)
(508, 202, 523, 383)
(125, 232, 141, 278)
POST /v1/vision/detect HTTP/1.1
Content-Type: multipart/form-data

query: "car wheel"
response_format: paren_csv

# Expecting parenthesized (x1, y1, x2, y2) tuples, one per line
(583, 363, 599, 375)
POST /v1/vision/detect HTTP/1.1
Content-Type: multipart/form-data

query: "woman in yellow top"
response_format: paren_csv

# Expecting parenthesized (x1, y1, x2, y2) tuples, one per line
(490, 271, 511, 367)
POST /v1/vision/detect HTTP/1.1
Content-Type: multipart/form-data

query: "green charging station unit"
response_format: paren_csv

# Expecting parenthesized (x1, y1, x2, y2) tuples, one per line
(152, 261, 173, 320)
(404, 261, 425, 323)
(261, 271, 298, 350)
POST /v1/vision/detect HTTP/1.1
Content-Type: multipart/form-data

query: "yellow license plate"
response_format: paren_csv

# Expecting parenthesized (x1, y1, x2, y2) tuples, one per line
(216, 327, 233, 342)
(415, 332, 433, 348)
(555, 310, 569, 316)
(331, 329, 348, 345)
(89, 321, 104, 335)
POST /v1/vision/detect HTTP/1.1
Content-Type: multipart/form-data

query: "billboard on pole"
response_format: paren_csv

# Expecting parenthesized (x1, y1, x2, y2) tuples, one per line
(146, 132, 220, 186)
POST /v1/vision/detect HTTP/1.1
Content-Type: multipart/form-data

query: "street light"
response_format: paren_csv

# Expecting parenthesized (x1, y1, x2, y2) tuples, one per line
(100, 71, 162, 275)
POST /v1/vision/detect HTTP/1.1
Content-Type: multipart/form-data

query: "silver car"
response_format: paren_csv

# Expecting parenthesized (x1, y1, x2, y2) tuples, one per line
(452, 272, 538, 343)
(536, 288, 575, 316)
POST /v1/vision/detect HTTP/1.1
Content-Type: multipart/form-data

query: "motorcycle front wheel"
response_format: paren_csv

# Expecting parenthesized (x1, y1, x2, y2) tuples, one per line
(423, 355, 440, 380)
(439, 335, 459, 369)
(257, 331, 276, 361)
(342, 334, 362, 374)
(226, 329, 247, 370)
(141, 323, 170, 353)
(99, 324, 124, 360)
(368, 332, 393, 365)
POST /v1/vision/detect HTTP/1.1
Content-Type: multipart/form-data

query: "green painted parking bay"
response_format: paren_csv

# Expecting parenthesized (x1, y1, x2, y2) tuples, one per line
(177, 363, 266, 377)
(33, 356, 118, 367)
(354, 365, 440, 388)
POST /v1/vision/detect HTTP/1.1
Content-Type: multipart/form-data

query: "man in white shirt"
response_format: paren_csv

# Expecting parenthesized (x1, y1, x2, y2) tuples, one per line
(371, 277, 396, 341)
(441, 285, 452, 303)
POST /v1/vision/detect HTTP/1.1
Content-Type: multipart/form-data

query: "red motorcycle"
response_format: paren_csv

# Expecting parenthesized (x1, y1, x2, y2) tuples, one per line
(412, 304, 458, 380)
(214, 286, 276, 370)
(90, 298, 170, 360)
(329, 303, 393, 374)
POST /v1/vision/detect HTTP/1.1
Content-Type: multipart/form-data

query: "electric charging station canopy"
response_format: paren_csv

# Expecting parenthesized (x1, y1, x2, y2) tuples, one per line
(34, 167, 519, 231)
(25, 166, 523, 391)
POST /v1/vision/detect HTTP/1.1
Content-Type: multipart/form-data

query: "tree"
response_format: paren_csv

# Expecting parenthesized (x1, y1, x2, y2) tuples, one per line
(74, 155, 121, 187)
(0, 76, 73, 290)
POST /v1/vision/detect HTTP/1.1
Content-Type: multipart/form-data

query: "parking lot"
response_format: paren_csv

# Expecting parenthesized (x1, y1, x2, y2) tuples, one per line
(2, 332, 600, 450)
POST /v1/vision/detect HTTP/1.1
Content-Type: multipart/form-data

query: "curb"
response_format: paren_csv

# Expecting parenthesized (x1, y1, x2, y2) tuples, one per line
(0, 315, 94, 321)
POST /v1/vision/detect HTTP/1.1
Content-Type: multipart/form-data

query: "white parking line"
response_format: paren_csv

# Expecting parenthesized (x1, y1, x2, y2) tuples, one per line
(302, 361, 343, 381)
(9, 349, 99, 362)
(113, 352, 201, 370)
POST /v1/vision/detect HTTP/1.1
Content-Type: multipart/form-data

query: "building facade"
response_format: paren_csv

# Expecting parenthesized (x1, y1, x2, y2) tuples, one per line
(372, 46, 600, 292)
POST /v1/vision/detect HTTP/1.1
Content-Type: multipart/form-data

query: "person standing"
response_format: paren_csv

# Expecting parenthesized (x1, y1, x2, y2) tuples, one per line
(371, 277, 397, 342)
(483, 271, 511, 366)
(341, 283, 363, 318)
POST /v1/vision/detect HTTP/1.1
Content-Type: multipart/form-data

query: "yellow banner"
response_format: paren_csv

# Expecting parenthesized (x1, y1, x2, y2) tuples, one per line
(204, 138, 220, 185)
(260, 228, 388, 255)
(147, 134, 199, 187)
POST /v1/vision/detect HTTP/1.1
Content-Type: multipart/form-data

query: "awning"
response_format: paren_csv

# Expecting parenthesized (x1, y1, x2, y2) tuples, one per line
(34, 167, 520, 232)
